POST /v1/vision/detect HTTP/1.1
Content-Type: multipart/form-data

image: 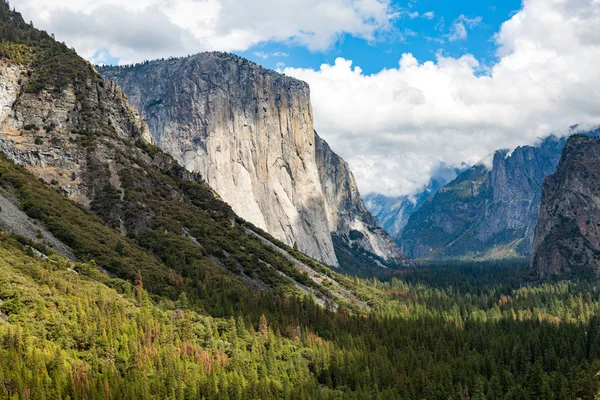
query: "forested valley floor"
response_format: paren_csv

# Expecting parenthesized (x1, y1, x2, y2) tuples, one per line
(1, 239, 599, 399)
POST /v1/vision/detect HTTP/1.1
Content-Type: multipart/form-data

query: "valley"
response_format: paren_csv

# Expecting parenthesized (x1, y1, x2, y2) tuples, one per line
(1, 1, 600, 398)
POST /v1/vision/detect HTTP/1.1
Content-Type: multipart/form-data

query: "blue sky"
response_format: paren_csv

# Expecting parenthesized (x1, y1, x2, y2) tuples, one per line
(18, 0, 600, 196)
(239, 0, 522, 74)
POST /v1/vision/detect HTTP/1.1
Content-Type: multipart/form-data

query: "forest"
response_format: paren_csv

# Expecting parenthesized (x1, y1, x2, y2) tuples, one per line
(1, 232, 600, 399)
(1, 1, 600, 398)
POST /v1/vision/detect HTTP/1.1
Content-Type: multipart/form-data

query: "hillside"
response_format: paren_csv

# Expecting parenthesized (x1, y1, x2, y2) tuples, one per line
(2, 2, 600, 399)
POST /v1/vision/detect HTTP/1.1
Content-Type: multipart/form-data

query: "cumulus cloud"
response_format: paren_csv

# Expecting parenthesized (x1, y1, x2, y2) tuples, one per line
(15, 0, 396, 63)
(284, 0, 600, 196)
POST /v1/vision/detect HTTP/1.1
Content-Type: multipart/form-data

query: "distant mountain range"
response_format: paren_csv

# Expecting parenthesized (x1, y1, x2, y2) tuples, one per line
(367, 131, 600, 261)
(364, 168, 459, 239)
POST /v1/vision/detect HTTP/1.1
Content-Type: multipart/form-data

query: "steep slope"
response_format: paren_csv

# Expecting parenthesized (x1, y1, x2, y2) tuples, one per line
(0, 3, 367, 310)
(400, 135, 566, 260)
(531, 135, 600, 278)
(364, 173, 455, 240)
(401, 165, 489, 259)
(314, 132, 410, 269)
(99, 56, 408, 270)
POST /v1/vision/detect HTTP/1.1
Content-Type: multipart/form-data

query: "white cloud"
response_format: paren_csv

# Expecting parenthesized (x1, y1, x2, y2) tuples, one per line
(253, 51, 289, 59)
(284, 0, 600, 196)
(422, 11, 435, 20)
(253, 52, 269, 59)
(446, 14, 482, 42)
(16, 0, 396, 63)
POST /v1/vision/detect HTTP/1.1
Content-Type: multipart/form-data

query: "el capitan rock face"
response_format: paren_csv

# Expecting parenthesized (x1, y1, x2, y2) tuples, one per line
(99, 54, 407, 269)
(531, 135, 600, 278)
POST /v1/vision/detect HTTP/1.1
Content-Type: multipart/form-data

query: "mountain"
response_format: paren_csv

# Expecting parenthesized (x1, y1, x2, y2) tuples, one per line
(400, 135, 566, 260)
(4, 4, 600, 399)
(0, 3, 367, 310)
(364, 171, 457, 240)
(313, 132, 409, 270)
(531, 135, 600, 278)
(98, 55, 408, 270)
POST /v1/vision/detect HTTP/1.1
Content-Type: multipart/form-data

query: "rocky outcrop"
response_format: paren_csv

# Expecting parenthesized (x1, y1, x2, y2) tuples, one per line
(531, 135, 600, 278)
(314, 132, 409, 266)
(400, 136, 567, 260)
(0, 59, 151, 206)
(99, 54, 408, 268)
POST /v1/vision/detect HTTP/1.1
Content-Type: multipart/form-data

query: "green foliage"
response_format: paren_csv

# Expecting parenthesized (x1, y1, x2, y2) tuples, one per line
(0, 40, 33, 63)
(2, 3, 600, 398)
(0, 1, 94, 93)
(1, 233, 600, 399)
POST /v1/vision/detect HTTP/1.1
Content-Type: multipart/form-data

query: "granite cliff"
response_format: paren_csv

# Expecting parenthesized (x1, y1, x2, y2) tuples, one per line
(100, 55, 408, 269)
(531, 135, 600, 278)
(400, 136, 566, 260)
(0, 5, 369, 306)
(314, 132, 409, 267)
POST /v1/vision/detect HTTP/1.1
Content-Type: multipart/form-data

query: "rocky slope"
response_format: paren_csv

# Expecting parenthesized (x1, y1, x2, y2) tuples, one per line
(400, 136, 567, 260)
(0, 5, 370, 308)
(364, 173, 456, 240)
(99, 56, 408, 269)
(314, 132, 409, 267)
(531, 135, 600, 278)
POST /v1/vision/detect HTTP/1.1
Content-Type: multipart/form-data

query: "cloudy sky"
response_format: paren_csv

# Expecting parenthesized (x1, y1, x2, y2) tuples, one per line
(15, 0, 600, 196)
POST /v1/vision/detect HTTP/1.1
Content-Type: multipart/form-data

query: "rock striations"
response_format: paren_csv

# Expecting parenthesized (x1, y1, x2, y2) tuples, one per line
(100, 54, 408, 269)
(314, 132, 409, 266)
(531, 135, 600, 278)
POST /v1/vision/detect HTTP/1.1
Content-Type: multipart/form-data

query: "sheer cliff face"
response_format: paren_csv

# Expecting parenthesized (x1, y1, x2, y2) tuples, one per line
(314, 132, 409, 266)
(100, 53, 336, 266)
(100, 53, 407, 268)
(531, 135, 600, 278)
(400, 136, 566, 260)
(475, 137, 565, 254)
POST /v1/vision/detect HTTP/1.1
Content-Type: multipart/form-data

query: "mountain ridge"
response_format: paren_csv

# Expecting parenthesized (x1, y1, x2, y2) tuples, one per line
(98, 55, 409, 271)
(398, 135, 569, 260)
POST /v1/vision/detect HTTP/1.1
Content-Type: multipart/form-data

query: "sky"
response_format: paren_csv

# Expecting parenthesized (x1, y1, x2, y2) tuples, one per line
(13, 0, 600, 196)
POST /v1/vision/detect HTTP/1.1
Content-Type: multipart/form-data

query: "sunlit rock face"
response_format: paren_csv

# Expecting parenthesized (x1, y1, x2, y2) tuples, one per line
(100, 53, 409, 268)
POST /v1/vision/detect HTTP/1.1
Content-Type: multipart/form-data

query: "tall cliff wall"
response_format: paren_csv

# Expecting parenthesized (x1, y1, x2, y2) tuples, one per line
(531, 135, 600, 278)
(314, 132, 409, 266)
(100, 54, 408, 269)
